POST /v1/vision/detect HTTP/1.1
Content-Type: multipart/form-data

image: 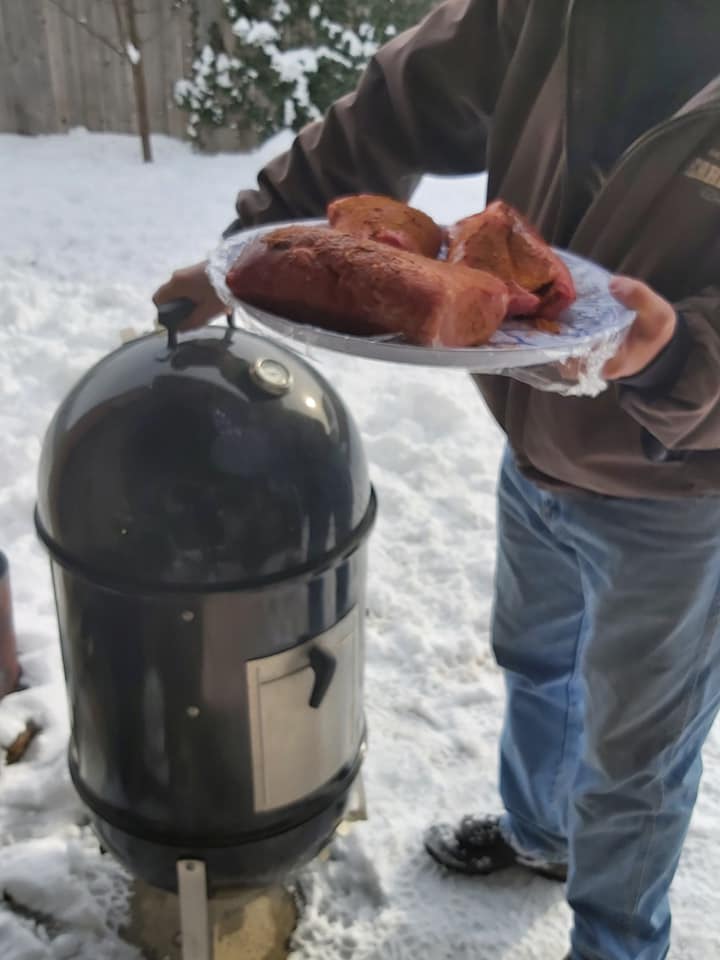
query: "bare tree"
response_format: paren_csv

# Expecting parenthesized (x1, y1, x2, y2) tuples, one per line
(45, 0, 156, 162)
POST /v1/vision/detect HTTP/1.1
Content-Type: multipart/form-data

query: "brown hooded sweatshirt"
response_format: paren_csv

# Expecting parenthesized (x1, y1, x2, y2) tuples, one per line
(226, 0, 720, 499)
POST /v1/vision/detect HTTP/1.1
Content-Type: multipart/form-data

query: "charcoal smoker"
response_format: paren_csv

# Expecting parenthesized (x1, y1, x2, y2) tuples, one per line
(35, 305, 376, 951)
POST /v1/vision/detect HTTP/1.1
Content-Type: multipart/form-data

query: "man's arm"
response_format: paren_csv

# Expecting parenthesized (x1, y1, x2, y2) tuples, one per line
(154, 0, 504, 330)
(608, 281, 720, 453)
(225, 0, 503, 234)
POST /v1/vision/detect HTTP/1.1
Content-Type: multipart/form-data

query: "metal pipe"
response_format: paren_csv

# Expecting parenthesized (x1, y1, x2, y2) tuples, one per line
(177, 860, 211, 960)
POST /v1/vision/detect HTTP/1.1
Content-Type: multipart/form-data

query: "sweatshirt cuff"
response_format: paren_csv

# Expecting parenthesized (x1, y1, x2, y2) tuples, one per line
(222, 218, 244, 239)
(616, 313, 692, 394)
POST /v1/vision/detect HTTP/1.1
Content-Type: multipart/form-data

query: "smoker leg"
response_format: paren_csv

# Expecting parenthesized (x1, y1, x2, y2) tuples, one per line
(177, 860, 211, 960)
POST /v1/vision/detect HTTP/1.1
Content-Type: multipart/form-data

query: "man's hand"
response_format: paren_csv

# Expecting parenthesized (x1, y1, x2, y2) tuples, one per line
(152, 262, 228, 331)
(604, 277, 678, 381)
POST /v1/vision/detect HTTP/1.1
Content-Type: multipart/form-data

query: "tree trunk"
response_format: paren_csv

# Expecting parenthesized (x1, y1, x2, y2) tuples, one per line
(125, 0, 152, 163)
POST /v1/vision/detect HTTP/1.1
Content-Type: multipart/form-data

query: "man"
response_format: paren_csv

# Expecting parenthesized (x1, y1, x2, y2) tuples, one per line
(154, 2, 720, 957)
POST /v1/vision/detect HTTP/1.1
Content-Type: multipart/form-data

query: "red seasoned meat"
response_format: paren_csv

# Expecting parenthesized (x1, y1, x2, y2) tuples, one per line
(447, 201, 576, 322)
(327, 194, 443, 258)
(226, 225, 539, 348)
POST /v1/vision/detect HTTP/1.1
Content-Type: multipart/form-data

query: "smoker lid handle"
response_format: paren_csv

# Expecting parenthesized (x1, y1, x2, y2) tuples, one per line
(157, 298, 197, 349)
(308, 646, 337, 709)
(157, 299, 237, 349)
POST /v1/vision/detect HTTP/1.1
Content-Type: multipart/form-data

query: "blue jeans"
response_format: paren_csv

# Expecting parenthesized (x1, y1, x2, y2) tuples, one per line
(494, 450, 720, 960)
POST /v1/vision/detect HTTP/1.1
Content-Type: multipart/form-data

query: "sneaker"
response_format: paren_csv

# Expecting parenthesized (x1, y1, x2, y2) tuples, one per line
(423, 815, 567, 882)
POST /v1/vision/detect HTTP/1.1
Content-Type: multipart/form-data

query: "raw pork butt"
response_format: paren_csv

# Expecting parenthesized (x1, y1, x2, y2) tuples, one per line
(448, 201, 576, 321)
(226, 226, 539, 347)
(327, 194, 443, 258)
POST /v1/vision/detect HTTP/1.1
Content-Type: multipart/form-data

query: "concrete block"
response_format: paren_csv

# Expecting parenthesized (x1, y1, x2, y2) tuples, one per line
(123, 878, 298, 960)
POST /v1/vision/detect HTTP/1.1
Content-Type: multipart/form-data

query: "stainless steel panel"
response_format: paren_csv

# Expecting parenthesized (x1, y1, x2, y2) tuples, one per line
(247, 607, 363, 812)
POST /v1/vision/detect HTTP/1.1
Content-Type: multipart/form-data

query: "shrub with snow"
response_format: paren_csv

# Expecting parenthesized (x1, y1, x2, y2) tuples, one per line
(175, 0, 436, 146)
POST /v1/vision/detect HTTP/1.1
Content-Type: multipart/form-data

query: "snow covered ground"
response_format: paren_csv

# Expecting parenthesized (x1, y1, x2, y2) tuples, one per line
(0, 129, 718, 960)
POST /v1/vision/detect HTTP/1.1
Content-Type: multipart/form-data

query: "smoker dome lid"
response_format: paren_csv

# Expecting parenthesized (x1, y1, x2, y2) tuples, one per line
(36, 325, 374, 589)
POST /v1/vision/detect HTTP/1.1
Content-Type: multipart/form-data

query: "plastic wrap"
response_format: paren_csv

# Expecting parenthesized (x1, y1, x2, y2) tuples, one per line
(496, 329, 629, 397)
(207, 220, 634, 398)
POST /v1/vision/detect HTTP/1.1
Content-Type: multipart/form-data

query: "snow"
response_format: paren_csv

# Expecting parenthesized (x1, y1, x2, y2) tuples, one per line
(284, 98, 297, 127)
(232, 17, 279, 46)
(337, 28, 378, 59)
(125, 44, 141, 66)
(271, 0, 291, 20)
(0, 128, 718, 959)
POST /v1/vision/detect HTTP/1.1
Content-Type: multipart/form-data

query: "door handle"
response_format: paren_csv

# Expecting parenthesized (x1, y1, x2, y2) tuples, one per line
(308, 646, 336, 709)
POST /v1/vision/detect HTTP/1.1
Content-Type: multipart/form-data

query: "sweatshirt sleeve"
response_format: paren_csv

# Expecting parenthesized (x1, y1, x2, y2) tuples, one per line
(224, 0, 503, 235)
(619, 287, 720, 452)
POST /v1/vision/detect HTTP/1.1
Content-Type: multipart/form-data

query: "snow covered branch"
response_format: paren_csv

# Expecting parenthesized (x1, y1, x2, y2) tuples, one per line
(175, 0, 431, 146)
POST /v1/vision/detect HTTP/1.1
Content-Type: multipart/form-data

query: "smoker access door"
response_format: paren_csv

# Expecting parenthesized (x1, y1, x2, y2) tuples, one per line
(246, 607, 364, 813)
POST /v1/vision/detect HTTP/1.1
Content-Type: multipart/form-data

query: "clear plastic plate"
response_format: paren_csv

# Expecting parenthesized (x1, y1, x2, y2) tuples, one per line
(207, 219, 634, 374)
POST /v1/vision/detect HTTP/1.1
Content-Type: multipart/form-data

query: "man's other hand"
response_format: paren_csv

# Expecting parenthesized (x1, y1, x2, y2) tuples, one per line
(605, 277, 678, 381)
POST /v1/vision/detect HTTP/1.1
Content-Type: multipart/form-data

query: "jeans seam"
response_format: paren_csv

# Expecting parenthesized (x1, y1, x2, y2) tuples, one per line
(564, 516, 652, 939)
(549, 597, 586, 815)
(524, 492, 584, 852)
(625, 578, 720, 927)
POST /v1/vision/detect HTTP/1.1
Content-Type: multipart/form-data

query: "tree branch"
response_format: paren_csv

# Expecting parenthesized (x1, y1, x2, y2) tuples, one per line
(44, 0, 124, 56)
(111, 0, 128, 47)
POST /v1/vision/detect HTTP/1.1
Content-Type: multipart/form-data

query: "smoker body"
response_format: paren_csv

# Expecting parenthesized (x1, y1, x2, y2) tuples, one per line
(36, 325, 375, 891)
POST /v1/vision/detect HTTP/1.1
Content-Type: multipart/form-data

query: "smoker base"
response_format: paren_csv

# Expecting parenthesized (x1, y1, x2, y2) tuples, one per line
(92, 792, 349, 893)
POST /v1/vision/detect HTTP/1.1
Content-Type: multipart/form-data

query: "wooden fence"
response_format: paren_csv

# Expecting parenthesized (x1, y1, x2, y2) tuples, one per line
(0, 0, 205, 141)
